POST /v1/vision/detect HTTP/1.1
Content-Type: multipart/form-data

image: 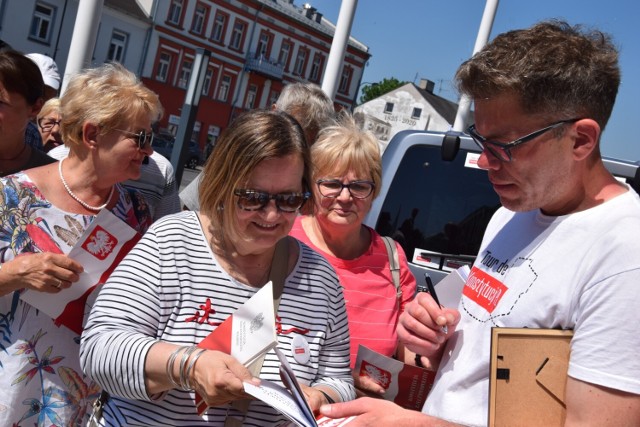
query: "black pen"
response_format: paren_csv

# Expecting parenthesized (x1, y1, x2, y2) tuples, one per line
(424, 273, 448, 334)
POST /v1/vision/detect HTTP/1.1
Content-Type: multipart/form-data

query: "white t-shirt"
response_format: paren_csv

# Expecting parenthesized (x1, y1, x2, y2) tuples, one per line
(423, 188, 640, 426)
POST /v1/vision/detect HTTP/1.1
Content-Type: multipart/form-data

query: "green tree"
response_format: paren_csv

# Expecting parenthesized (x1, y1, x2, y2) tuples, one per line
(359, 77, 406, 104)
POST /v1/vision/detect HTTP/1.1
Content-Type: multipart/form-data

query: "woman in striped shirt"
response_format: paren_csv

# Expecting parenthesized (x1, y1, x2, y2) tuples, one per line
(80, 109, 355, 426)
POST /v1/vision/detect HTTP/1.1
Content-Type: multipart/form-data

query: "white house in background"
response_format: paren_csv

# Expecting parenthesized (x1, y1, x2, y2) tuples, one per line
(354, 79, 464, 151)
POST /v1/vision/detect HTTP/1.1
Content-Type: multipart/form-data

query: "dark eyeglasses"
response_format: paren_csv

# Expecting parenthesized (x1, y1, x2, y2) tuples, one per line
(466, 118, 581, 162)
(234, 189, 310, 213)
(316, 179, 375, 199)
(114, 129, 155, 150)
(38, 118, 62, 132)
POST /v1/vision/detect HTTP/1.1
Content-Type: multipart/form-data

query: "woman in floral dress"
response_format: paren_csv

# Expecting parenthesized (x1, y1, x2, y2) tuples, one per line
(0, 62, 163, 426)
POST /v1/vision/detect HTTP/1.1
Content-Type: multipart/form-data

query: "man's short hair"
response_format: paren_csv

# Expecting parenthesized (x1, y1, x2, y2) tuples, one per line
(455, 20, 620, 132)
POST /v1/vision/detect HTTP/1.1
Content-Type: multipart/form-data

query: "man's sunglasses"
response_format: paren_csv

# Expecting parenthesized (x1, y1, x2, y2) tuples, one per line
(115, 129, 155, 150)
(234, 189, 310, 212)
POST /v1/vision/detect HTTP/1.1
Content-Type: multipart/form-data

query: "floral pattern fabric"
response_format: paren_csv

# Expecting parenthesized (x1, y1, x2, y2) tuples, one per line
(0, 172, 151, 427)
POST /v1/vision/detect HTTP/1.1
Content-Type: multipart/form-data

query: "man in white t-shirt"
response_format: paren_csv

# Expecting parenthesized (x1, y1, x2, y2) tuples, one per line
(320, 20, 640, 427)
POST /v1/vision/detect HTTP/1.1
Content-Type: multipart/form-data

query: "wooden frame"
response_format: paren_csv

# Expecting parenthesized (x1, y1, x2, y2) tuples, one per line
(488, 327, 573, 427)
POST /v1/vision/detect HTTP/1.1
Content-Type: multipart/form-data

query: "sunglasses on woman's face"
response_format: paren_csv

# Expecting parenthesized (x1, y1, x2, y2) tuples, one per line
(233, 189, 310, 212)
(114, 129, 155, 150)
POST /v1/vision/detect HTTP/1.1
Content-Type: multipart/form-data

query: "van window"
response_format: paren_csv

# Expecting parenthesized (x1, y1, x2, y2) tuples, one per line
(375, 145, 501, 264)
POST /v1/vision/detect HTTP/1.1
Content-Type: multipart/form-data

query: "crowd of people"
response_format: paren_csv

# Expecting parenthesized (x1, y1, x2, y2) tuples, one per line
(1, 17, 639, 427)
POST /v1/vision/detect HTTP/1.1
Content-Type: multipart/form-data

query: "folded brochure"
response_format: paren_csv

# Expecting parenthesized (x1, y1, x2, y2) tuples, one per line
(20, 209, 140, 334)
(195, 281, 278, 415)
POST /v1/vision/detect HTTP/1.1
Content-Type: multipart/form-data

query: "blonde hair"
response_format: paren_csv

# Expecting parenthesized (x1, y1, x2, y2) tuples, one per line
(311, 112, 382, 199)
(37, 97, 60, 121)
(60, 63, 163, 148)
(199, 109, 311, 247)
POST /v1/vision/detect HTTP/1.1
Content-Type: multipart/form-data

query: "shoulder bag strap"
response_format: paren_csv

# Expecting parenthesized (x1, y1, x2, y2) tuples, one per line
(381, 236, 402, 301)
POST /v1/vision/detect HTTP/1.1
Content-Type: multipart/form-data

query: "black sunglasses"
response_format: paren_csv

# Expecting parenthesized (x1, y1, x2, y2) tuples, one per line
(114, 128, 155, 150)
(466, 118, 581, 162)
(234, 189, 310, 213)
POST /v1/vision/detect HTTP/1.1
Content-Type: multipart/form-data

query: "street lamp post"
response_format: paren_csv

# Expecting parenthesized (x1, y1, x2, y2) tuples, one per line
(171, 48, 212, 186)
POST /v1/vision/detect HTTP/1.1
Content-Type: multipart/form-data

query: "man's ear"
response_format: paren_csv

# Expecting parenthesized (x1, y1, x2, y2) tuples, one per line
(82, 122, 100, 147)
(572, 119, 600, 161)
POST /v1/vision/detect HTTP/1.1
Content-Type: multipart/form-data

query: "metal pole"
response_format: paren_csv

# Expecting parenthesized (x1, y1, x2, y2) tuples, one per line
(452, 0, 499, 132)
(60, 0, 104, 94)
(172, 48, 212, 186)
(321, 0, 358, 100)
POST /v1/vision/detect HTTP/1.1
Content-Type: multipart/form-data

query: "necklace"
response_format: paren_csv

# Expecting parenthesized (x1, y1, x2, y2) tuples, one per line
(0, 143, 28, 164)
(58, 158, 115, 211)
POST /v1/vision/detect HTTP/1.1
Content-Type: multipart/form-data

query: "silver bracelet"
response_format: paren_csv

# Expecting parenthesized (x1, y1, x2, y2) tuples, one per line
(166, 346, 186, 389)
(184, 348, 207, 391)
(178, 346, 198, 390)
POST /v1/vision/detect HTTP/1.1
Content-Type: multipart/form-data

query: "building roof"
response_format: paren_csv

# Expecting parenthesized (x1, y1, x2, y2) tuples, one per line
(257, 0, 369, 54)
(105, 0, 151, 22)
(413, 83, 459, 124)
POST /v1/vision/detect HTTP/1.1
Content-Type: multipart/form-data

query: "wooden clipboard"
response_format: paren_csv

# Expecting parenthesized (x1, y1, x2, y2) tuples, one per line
(488, 327, 573, 427)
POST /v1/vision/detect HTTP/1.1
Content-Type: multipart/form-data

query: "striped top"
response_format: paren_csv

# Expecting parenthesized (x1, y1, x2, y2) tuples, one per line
(290, 216, 417, 367)
(80, 211, 354, 426)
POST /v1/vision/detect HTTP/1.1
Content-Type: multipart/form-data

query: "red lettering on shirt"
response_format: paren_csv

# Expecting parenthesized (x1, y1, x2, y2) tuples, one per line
(463, 266, 507, 313)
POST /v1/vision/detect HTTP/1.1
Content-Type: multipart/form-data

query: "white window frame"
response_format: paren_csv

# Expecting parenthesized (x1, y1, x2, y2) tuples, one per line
(278, 42, 291, 67)
(338, 67, 351, 93)
(191, 4, 206, 34)
(107, 30, 128, 63)
(229, 21, 245, 50)
(245, 84, 257, 109)
(310, 54, 322, 82)
(167, 0, 183, 25)
(211, 13, 226, 42)
(411, 107, 423, 119)
(178, 59, 193, 88)
(202, 68, 213, 96)
(293, 48, 307, 76)
(156, 52, 172, 82)
(218, 75, 231, 101)
(30, 2, 55, 42)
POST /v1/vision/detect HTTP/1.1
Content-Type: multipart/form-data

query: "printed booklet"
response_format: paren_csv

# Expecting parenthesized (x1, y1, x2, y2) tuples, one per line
(244, 347, 356, 427)
(354, 345, 436, 410)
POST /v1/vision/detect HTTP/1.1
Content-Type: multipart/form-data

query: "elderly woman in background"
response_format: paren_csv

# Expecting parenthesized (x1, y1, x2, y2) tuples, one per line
(0, 50, 54, 174)
(0, 62, 162, 426)
(80, 109, 355, 425)
(289, 113, 418, 395)
(36, 97, 63, 152)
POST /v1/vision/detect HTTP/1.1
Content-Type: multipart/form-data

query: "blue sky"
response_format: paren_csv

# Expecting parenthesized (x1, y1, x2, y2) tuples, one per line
(312, 0, 640, 161)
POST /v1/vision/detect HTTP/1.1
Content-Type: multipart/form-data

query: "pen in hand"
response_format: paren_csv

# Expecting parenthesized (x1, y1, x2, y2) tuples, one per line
(423, 273, 448, 334)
